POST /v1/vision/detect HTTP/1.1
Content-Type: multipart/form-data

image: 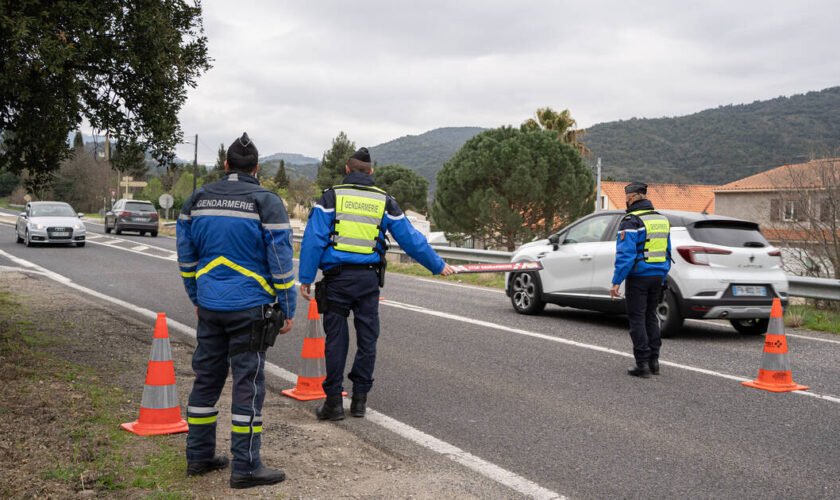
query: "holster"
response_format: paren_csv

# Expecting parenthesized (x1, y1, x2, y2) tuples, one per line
(230, 304, 285, 356)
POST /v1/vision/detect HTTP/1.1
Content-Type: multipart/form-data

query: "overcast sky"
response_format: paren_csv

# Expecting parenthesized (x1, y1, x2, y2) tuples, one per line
(173, 0, 840, 163)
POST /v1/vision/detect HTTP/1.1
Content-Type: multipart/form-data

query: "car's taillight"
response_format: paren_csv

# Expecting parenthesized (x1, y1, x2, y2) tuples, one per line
(120, 211, 131, 217)
(150, 213, 159, 219)
(677, 246, 732, 266)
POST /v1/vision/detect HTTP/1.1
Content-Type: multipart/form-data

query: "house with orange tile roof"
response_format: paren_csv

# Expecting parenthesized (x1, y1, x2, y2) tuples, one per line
(598, 181, 718, 213)
(713, 159, 840, 243)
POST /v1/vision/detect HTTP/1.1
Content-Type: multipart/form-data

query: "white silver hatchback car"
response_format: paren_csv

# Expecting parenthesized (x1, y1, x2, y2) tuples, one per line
(15, 201, 87, 247)
(506, 210, 788, 336)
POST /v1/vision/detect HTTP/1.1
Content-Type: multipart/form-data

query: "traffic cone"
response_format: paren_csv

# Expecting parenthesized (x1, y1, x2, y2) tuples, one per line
(121, 313, 189, 435)
(742, 298, 808, 393)
(283, 299, 345, 400)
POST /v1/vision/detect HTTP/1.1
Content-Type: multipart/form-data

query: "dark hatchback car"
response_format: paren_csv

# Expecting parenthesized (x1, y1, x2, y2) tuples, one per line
(105, 199, 159, 236)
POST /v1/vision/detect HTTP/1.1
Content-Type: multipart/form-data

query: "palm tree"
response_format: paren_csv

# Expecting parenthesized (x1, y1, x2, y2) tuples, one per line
(522, 107, 590, 157)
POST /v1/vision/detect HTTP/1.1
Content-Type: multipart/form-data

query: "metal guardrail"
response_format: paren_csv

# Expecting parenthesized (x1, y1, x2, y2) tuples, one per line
(293, 233, 840, 300)
(787, 276, 840, 301)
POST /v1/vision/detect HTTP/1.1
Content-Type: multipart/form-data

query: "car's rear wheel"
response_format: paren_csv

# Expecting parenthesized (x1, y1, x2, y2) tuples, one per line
(509, 272, 546, 315)
(105, 219, 112, 233)
(729, 318, 768, 335)
(115, 221, 122, 235)
(657, 289, 684, 338)
(151, 231, 158, 237)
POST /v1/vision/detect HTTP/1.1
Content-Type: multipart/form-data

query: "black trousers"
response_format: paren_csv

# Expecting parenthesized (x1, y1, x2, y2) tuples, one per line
(322, 268, 381, 395)
(624, 275, 664, 363)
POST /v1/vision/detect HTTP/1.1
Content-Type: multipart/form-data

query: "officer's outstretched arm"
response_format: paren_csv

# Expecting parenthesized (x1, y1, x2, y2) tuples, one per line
(383, 198, 445, 274)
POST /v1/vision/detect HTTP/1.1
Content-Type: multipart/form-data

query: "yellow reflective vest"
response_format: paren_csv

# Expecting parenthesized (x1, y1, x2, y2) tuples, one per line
(628, 209, 670, 263)
(331, 184, 388, 254)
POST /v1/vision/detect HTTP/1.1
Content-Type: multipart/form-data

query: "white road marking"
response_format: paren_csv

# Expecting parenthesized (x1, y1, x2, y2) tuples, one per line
(0, 250, 564, 500)
(379, 298, 840, 404)
(787, 333, 840, 344)
(83, 239, 177, 262)
(415, 277, 506, 294)
(686, 318, 840, 345)
(132, 245, 149, 252)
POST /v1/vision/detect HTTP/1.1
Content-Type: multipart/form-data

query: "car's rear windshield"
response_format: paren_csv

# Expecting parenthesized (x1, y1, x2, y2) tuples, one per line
(687, 220, 769, 248)
(126, 202, 156, 212)
(31, 204, 76, 217)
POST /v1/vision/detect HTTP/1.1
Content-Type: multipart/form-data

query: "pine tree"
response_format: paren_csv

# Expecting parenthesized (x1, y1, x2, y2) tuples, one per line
(274, 159, 289, 189)
(316, 131, 355, 190)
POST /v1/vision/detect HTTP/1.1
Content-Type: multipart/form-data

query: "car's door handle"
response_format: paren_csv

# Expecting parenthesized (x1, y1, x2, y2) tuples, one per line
(580, 255, 592, 261)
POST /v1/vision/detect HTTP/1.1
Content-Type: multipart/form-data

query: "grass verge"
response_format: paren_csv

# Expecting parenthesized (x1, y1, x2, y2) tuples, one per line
(784, 304, 840, 335)
(0, 287, 191, 498)
(387, 261, 506, 289)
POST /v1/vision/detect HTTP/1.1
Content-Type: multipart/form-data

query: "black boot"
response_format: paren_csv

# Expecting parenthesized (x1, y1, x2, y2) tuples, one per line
(350, 392, 367, 418)
(627, 362, 651, 378)
(230, 466, 286, 489)
(649, 357, 660, 375)
(187, 455, 229, 477)
(316, 394, 345, 421)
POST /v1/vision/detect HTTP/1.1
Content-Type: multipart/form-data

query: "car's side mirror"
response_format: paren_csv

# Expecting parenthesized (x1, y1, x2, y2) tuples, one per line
(19, 212, 27, 218)
(548, 233, 560, 250)
(77, 212, 84, 218)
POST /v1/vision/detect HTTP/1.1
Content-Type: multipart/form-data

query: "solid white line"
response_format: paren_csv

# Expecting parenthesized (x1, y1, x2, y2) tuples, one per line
(415, 277, 505, 294)
(686, 318, 840, 345)
(132, 245, 149, 252)
(0, 249, 563, 500)
(787, 333, 840, 345)
(379, 298, 840, 404)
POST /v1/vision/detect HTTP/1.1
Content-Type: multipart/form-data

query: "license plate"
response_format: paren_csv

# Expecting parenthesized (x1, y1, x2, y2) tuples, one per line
(134, 217, 149, 222)
(50, 231, 70, 237)
(733, 285, 767, 297)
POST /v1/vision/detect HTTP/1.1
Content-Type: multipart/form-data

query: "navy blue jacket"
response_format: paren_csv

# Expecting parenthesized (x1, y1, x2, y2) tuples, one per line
(177, 172, 297, 318)
(299, 172, 444, 283)
(612, 199, 672, 285)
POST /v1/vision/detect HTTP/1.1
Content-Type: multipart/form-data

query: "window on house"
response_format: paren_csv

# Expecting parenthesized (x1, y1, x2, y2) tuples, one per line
(782, 200, 795, 222)
(600, 195, 608, 210)
(770, 198, 780, 222)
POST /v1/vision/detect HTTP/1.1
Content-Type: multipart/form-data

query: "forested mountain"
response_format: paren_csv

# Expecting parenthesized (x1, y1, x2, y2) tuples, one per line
(259, 152, 320, 165)
(585, 87, 840, 184)
(368, 127, 486, 190)
(260, 160, 318, 181)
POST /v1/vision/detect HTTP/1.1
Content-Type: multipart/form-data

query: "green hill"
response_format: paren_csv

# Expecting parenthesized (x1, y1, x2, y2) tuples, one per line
(585, 87, 840, 184)
(368, 127, 486, 190)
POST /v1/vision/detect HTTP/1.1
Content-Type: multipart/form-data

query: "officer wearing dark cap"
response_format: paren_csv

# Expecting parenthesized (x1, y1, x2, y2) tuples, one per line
(298, 147, 455, 420)
(610, 182, 672, 377)
(177, 132, 296, 488)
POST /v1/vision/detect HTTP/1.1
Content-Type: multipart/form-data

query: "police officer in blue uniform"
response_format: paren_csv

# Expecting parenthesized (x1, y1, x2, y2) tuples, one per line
(177, 133, 296, 488)
(610, 182, 671, 378)
(299, 147, 454, 420)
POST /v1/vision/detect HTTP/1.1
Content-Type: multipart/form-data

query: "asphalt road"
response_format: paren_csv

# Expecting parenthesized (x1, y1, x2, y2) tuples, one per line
(1, 213, 838, 499)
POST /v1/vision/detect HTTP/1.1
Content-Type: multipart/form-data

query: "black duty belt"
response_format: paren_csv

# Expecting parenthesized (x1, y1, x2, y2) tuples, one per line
(323, 263, 378, 276)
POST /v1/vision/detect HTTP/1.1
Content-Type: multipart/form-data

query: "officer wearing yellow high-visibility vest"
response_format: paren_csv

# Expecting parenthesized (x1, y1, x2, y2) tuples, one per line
(299, 147, 455, 420)
(609, 182, 672, 378)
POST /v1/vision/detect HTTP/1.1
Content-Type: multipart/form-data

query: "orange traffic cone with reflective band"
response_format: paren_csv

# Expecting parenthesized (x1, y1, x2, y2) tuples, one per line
(121, 313, 189, 435)
(283, 299, 346, 400)
(742, 298, 808, 393)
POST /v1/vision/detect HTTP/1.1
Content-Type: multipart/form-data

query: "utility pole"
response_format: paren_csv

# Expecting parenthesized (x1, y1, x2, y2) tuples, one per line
(193, 133, 198, 193)
(595, 157, 602, 212)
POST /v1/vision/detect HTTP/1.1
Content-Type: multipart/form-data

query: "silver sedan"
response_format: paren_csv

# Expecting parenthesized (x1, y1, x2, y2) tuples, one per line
(15, 201, 87, 247)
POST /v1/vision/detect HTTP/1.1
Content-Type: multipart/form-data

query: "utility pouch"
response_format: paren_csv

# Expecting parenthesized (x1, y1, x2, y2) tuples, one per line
(314, 280, 327, 316)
